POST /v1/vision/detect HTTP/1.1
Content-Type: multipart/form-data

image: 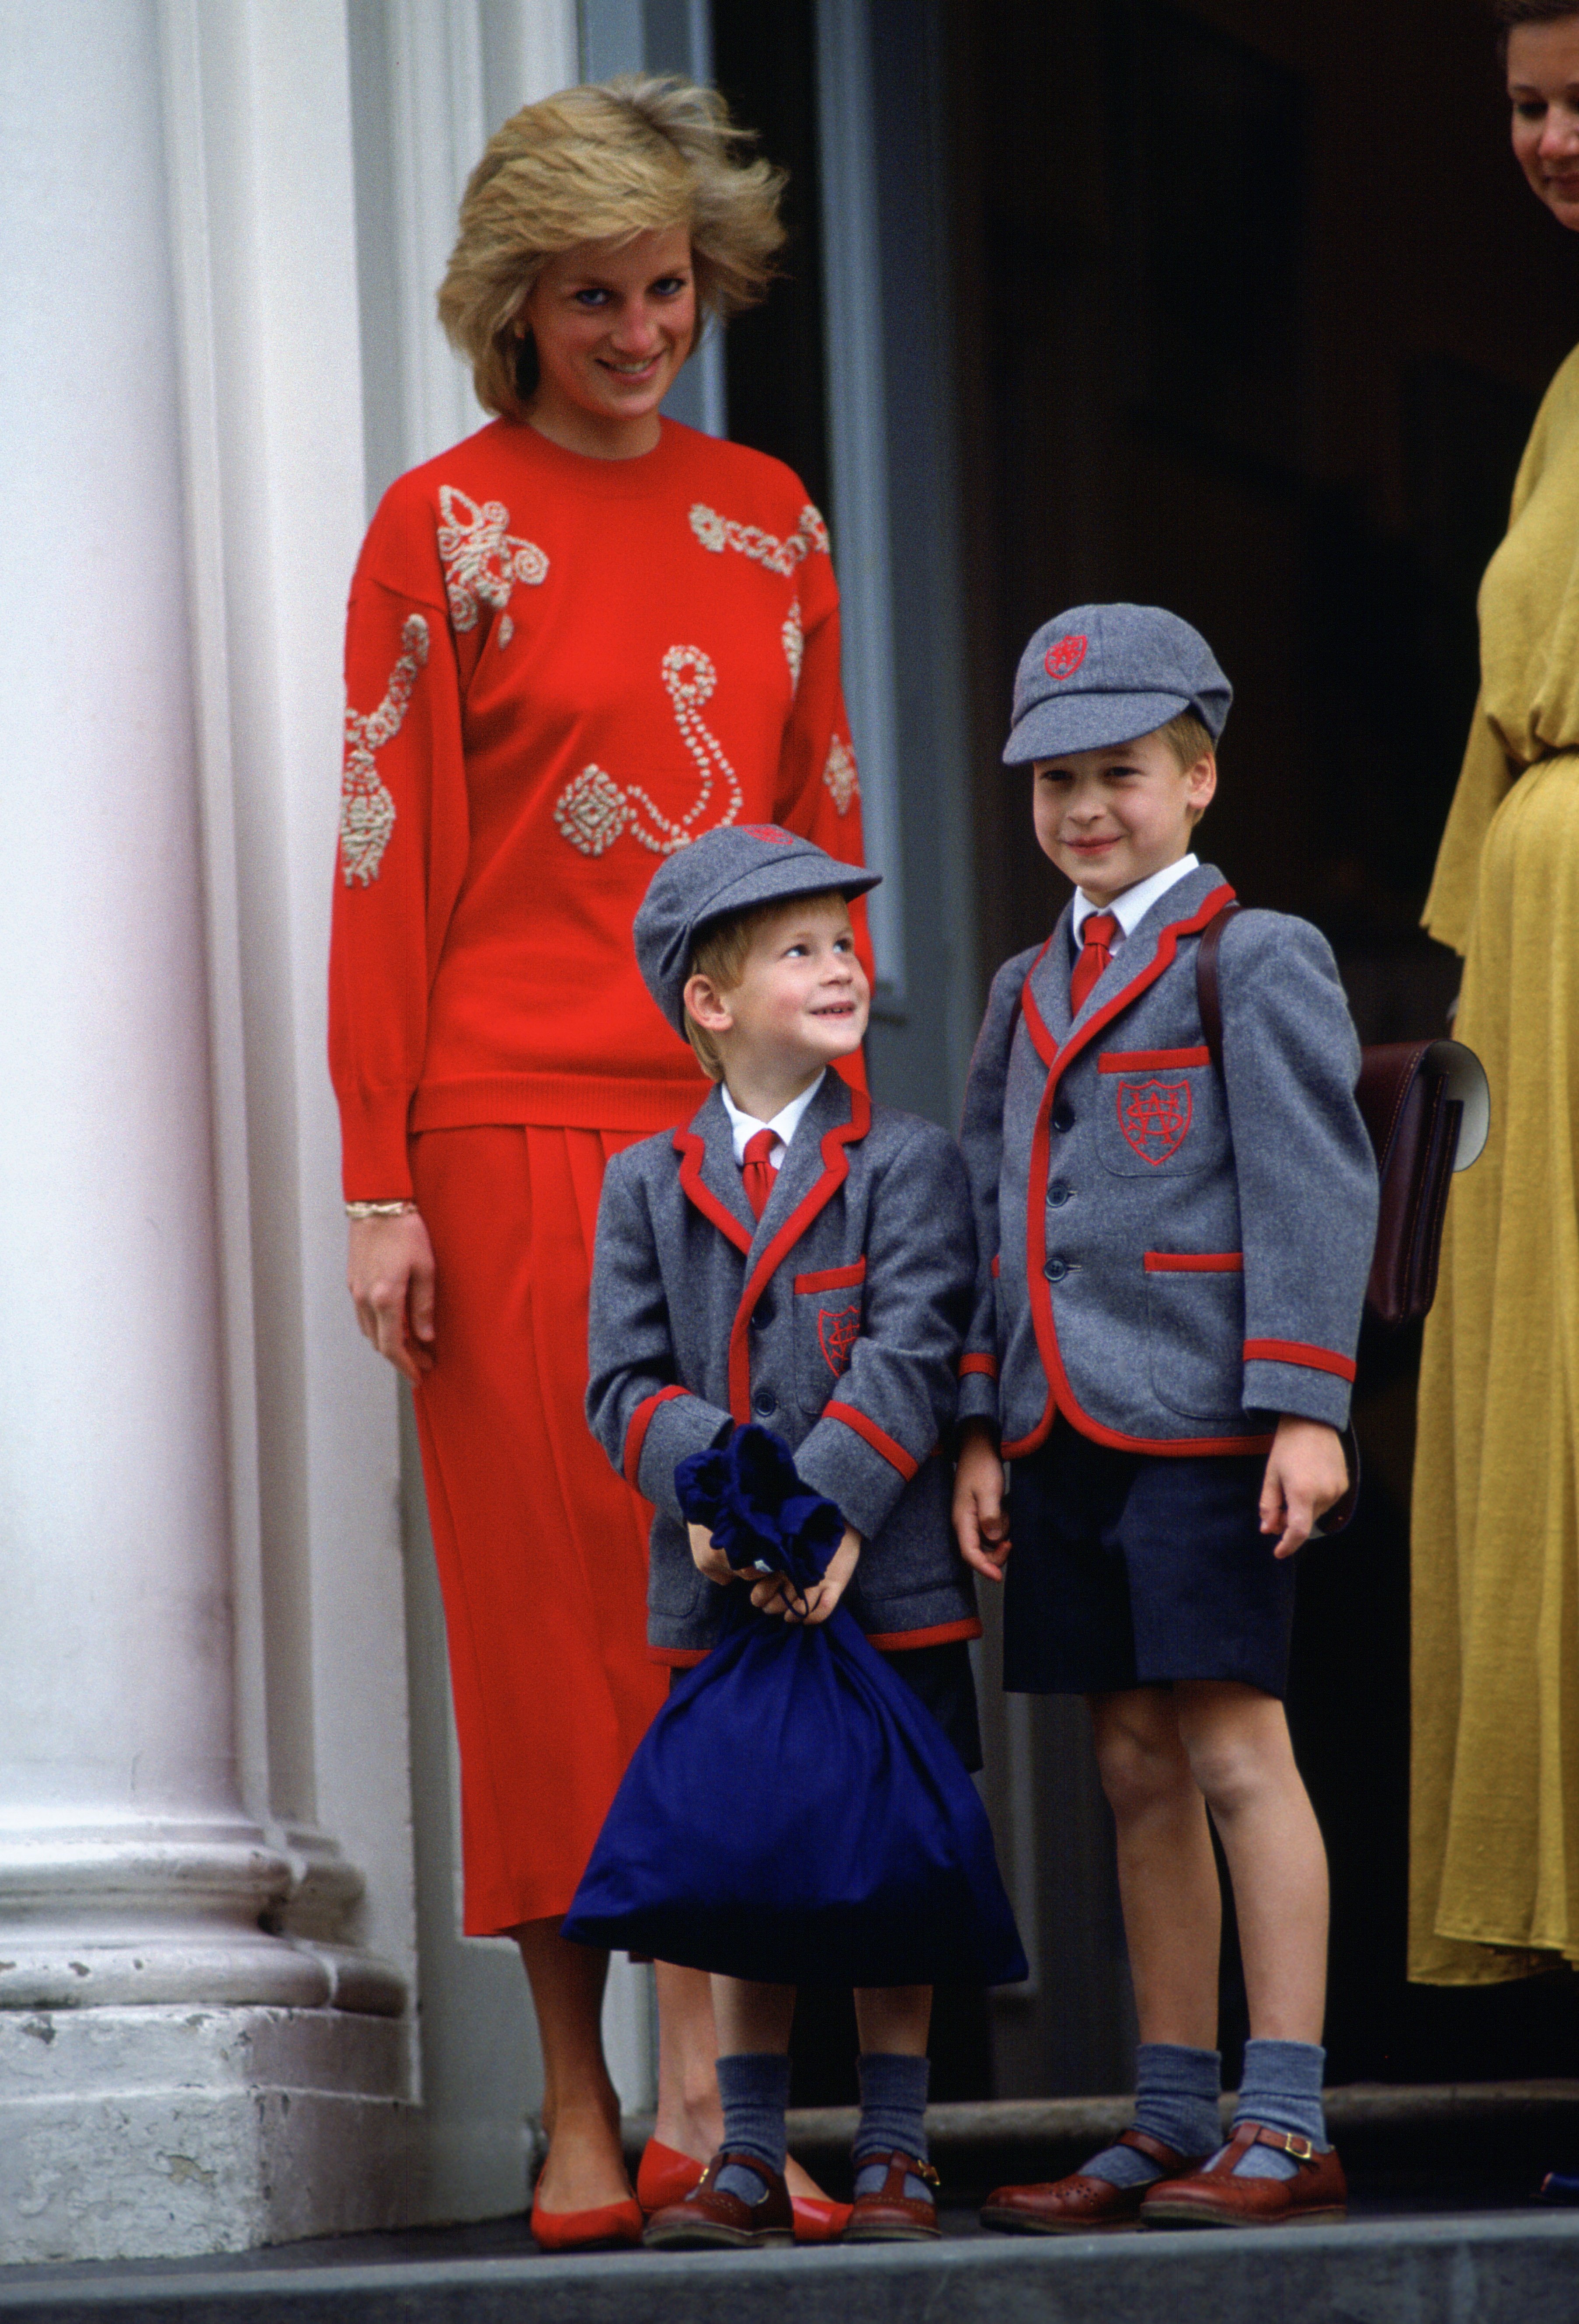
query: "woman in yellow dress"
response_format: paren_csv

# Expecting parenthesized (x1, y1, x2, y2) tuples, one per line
(1412, 0, 1579, 1985)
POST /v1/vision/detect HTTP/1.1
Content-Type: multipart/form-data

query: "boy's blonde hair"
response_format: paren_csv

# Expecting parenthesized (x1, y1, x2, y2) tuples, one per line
(1156, 710, 1216, 770)
(438, 75, 786, 420)
(682, 890, 849, 1080)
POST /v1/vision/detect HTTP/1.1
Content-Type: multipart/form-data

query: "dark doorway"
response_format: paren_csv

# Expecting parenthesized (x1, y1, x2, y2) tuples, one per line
(949, 0, 1579, 2088)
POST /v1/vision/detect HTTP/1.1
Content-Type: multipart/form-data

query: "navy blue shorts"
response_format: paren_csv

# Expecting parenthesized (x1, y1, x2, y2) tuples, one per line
(1002, 1421, 1295, 1699)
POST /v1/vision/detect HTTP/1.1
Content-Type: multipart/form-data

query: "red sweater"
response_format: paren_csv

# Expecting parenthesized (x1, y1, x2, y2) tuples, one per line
(329, 417, 871, 1198)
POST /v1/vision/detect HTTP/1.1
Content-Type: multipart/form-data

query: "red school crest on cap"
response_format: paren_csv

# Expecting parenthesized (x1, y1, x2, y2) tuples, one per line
(1044, 634, 1088, 681)
(1118, 1079, 1192, 1165)
(739, 825, 797, 844)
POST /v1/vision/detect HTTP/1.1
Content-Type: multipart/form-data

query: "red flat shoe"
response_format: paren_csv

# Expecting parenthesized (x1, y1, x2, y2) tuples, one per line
(637, 2139, 704, 2215)
(530, 2192, 644, 2252)
(792, 2193, 854, 2243)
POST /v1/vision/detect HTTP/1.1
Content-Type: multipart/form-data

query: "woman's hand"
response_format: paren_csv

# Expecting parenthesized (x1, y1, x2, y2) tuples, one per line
(689, 1521, 735, 1586)
(347, 1211, 437, 1383)
(953, 1420, 1012, 1581)
(1260, 1415, 1349, 1559)
(751, 1524, 861, 1626)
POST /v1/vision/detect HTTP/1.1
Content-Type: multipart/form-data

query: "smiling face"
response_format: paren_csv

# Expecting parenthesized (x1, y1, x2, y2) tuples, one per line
(1509, 16, 1579, 231)
(683, 894, 869, 1110)
(1032, 730, 1216, 905)
(518, 225, 696, 456)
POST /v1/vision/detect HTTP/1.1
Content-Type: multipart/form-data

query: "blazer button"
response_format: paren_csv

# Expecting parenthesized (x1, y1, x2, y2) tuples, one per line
(751, 1296, 775, 1328)
(753, 1388, 778, 1416)
(1044, 1257, 1069, 1282)
(1047, 1181, 1071, 1207)
(1051, 1102, 1075, 1133)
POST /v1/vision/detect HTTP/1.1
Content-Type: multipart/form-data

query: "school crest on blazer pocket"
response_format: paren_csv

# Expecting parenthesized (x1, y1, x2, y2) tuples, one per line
(817, 1301, 861, 1376)
(1117, 1078, 1192, 1165)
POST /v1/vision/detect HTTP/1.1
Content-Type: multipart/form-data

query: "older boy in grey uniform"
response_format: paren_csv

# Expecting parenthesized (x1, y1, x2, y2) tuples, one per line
(587, 826, 983, 2248)
(956, 607, 1377, 2232)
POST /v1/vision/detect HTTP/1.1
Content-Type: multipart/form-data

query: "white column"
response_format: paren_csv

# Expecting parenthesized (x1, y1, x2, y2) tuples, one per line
(0, 0, 412, 2263)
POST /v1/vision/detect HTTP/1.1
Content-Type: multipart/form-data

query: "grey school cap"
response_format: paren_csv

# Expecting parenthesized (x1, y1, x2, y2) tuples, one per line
(634, 823, 882, 1034)
(1003, 603, 1232, 765)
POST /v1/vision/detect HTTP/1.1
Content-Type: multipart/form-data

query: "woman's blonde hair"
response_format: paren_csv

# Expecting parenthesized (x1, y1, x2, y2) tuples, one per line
(438, 75, 787, 420)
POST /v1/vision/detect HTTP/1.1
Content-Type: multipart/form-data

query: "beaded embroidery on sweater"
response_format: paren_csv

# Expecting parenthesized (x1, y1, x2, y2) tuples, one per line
(688, 500, 830, 577)
(341, 615, 429, 885)
(435, 485, 547, 647)
(552, 645, 743, 859)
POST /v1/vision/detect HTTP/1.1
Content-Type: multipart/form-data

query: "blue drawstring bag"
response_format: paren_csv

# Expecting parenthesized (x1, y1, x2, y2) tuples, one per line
(563, 1426, 1028, 1988)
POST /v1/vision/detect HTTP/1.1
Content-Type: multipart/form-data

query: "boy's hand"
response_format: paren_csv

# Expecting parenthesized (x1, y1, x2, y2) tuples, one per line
(953, 1420, 1012, 1582)
(689, 1522, 736, 1587)
(1260, 1416, 1349, 1559)
(752, 1525, 861, 1625)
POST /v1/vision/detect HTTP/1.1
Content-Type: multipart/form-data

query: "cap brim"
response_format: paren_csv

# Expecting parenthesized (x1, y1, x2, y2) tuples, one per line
(691, 855, 883, 935)
(1002, 689, 1191, 765)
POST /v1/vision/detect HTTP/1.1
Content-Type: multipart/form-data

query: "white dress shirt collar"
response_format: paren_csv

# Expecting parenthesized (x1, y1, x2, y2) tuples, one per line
(1071, 853, 1199, 949)
(720, 1070, 827, 1170)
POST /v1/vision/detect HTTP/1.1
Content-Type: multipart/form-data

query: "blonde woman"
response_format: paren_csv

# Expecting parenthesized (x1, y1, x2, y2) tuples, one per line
(330, 77, 871, 2248)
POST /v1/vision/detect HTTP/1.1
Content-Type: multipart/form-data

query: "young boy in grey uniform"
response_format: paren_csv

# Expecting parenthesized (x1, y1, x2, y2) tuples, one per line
(956, 606, 1377, 2232)
(587, 825, 984, 2249)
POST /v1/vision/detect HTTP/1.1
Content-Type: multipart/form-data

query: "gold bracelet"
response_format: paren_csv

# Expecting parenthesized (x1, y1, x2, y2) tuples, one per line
(345, 1199, 418, 1219)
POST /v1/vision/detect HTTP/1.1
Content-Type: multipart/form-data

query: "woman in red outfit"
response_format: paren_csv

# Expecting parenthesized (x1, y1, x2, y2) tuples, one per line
(330, 78, 871, 2243)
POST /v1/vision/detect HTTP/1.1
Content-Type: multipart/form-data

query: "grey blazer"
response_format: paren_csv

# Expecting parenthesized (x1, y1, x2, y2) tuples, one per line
(957, 862, 1378, 1457)
(587, 1071, 982, 1659)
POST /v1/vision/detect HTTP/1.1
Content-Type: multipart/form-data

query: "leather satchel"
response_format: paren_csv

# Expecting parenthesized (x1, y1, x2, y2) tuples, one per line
(1196, 906, 1489, 1330)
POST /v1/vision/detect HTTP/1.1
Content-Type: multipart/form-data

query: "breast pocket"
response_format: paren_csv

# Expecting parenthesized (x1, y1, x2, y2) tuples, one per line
(1144, 1253, 1247, 1422)
(1096, 1049, 1225, 1179)
(792, 1259, 866, 1412)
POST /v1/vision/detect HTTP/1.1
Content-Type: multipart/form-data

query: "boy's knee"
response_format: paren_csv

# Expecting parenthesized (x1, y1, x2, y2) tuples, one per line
(1093, 1712, 1192, 1817)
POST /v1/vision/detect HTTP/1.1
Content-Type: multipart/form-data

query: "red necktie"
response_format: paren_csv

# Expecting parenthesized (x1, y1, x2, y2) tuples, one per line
(1071, 912, 1119, 1015)
(742, 1127, 777, 1220)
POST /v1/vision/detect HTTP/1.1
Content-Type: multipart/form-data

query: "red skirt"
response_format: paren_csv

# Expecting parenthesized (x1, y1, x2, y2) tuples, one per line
(409, 1124, 669, 1934)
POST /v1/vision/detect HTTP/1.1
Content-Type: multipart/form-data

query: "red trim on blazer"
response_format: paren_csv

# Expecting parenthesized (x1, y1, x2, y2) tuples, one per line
(1007, 884, 1274, 1461)
(1144, 1251, 1244, 1273)
(1244, 1337, 1357, 1383)
(824, 1399, 920, 1481)
(1098, 1046, 1211, 1073)
(623, 1384, 692, 1489)
(649, 1644, 709, 1667)
(866, 1617, 984, 1650)
(959, 1353, 998, 1378)
(793, 1258, 868, 1293)
(991, 1253, 1001, 1278)
(673, 1127, 752, 1254)
(726, 1088, 873, 1421)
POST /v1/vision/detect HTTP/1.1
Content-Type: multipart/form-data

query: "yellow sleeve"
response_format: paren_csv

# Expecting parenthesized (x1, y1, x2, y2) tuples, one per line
(1421, 695, 1514, 957)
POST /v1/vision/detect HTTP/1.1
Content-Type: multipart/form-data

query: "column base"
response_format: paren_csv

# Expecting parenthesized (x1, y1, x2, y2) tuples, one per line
(0, 2005, 419, 2264)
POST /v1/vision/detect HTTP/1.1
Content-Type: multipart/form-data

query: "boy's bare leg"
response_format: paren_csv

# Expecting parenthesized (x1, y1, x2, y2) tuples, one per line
(853, 1985, 932, 2053)
(1174, 1680, 1327, 2041)
(512, 1918, 630, 2211)
(1089, 1688, 1221, 2048)
(653, 1962, 724, 2162)
(712, 1975, 796, 2054)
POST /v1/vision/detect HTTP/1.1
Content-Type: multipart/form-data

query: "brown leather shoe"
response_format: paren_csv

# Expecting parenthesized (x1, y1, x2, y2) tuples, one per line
(1139, 2122, 1347, 2229)
(842, 2150, 941, 2242)
(981, 2128, 1203, 2235)
(642, 2150, 795, 2250)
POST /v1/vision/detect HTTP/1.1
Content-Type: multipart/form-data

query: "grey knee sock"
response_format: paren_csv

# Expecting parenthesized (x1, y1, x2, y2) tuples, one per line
(852, 2052, 931, 2201)
(1081, 2044, 1222, 2188)
(714, 2052, 791, 2206)
(1223, 2039, 1328, 2181)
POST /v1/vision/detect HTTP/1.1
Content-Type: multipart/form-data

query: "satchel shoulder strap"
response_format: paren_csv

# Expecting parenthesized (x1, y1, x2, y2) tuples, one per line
(1196, 902, 1240, 1074)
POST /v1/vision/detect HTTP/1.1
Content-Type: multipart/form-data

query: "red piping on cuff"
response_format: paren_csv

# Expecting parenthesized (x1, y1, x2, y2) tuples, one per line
(1144, 1251, 1244, 1273)
(1097, 1047, 1211, 1072)
(648, 1644, 709, 1667)
(823, 1401, 920, 1481)
(794, 1259, 867, 1293)
(868, 1618, 984, 1651)
(991, 1254, 1001, 1278)
(959, 1353, 999, 1378)
(623, 1385, 691, 1488)
(1243, 1338, 1357, 1384)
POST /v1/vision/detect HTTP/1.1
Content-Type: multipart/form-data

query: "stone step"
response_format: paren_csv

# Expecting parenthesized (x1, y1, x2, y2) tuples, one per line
(3, 2211, 1579, 2324)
